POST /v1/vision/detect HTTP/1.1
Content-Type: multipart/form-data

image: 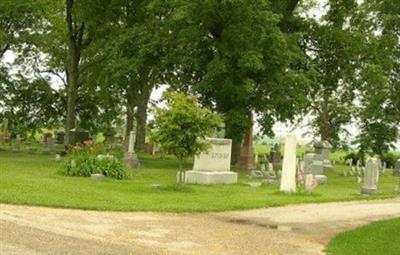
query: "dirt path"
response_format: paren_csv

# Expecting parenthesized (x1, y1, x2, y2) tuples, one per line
(1, 198, 399, 255)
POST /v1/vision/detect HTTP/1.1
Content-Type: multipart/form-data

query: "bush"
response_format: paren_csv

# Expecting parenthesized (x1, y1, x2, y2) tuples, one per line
(380, 153, 400, 168)
(96, 157, 127, 179)
(344, 152, 365, 165)
(65, 141, 127, 180)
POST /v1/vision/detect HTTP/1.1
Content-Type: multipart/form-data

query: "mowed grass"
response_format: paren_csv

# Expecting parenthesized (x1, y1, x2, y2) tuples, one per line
(326, 218, 400, 255)
(0, 151, 399, 212)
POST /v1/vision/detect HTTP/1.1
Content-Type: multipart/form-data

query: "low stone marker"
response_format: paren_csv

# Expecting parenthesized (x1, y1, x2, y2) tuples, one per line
(91, 173, 105, 181)
(185, 138, 237, 185)
(361, 158, 380, 194)
(304, 174, 318, 193)
(280, 134, 297, 193)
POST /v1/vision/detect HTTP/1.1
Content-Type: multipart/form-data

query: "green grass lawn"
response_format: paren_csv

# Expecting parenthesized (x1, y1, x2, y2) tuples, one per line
(326, 217, 400, 255)
(0, 150, 399, 212)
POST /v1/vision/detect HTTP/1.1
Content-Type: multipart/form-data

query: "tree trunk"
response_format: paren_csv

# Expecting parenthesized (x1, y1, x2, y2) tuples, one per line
(319, 89, 330, 141)
(124, 86, 136, 152)
(64, 0, 83, 147)
(225, 122, 244, 165)
(135, 86, 151, 151)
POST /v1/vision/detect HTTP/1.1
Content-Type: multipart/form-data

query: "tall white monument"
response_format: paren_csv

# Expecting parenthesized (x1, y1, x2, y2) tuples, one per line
(280, 134, 297, 193)
(185, 138, 237, 184)
(125, 131, 139, 167)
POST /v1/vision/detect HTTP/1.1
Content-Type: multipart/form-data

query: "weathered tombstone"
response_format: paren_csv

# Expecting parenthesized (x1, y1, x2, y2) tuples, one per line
(305, 174, 318, 193)
(55, 131, 65, 144)
(314, 174, 327, 184)
(2, 119, 9, 143)
(360, 158, 380, 194)
(124, 131, 140, 167)
(43, 137, 55, 154)
(91, 173, 105, 181)
(313, 141, 333, 171)
(280, 134, 297, 193)
(69, 128, 89, 144)
(269, 143, 282, 164)
(12, 135, 21, 152)
(43, 132, 52, 144)
(393, 160, 400, 176)
(238, 124, 256, 170)
(304, 153, 324, 175)
(185, 138, 237, 184)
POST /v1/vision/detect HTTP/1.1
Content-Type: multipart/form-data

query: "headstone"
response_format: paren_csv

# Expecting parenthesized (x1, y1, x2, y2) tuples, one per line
(2, 119, 9, 143)
(305, 174, 318, 192)
(393, 160, 400, 176)
(313, 141, 333, 171)
(69, 128, 89, 144)
(268, 163, 274, 172)
(43, 137, 55, 154)
(248, 182, 262, 188)
(91, 173, 105, 181)
(55, 131, 65, 144)
(185, 138, 237, 184)
(269, 144, 282, 164)
(304, 153, 324, 175)
(12, 135, 21, 152)
(43, 133, 52, 143)
(280, 134, 297, 193)
(125, 131, 139, 167)
(314, 174, 327, 184)
(238, 124, 256, 170)
(360, 158, 380, 194)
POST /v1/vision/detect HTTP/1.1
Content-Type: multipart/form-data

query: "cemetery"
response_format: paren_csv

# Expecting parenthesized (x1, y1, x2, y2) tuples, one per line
(1, 0, 400, 254)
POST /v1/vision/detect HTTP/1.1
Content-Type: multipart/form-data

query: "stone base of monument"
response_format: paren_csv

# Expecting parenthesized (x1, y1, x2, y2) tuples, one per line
(124, 153, 140, 168)
(360, 187, 378, 194)
(323, 160, 333, 171)
(185, 170, 237, 185)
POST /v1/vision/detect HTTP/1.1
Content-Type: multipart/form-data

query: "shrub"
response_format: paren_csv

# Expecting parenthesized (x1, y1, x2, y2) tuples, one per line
(380, 153, 400, 168)
(96, 157, 127, 179)
(65, 141, 127, 180)
(344, 152, 365, 165)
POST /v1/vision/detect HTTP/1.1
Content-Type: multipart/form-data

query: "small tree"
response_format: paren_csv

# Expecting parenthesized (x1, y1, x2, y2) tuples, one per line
(151, 92, 222, 187)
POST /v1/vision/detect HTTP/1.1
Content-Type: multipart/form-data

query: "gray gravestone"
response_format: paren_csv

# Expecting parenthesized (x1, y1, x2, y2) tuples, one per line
(361, 158, 380, 194)
(269, 144, 282, 164)
(304, 153, 324, 175)
(313, 141, 333, 171)
(12, 135, 21, 152)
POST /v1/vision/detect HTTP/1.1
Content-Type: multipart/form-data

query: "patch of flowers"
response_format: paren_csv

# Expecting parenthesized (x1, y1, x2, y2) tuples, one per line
(65, 141, 127, 180)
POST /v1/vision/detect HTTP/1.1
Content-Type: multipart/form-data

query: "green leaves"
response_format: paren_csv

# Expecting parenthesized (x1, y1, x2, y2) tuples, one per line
(151, 92, 222, 161)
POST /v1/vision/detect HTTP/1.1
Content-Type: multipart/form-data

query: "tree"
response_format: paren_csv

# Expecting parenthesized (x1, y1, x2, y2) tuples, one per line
(355, 0, 400, 155)
(151, 92, 221, 187)
(0, 75, 61, 137)
(305, 0, 363, 148)
(167, 0, 312, 163)
(95, 0, 173, 151)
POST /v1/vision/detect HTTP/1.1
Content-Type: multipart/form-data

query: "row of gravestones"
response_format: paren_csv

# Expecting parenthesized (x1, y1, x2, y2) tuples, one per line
(2, 129, 91, 153)
(181, 135, 400, 195)
(344, 159, 400, 177)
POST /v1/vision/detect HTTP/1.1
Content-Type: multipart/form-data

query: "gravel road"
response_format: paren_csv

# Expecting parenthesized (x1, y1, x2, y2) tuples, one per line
(1, 198, 399, 255)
